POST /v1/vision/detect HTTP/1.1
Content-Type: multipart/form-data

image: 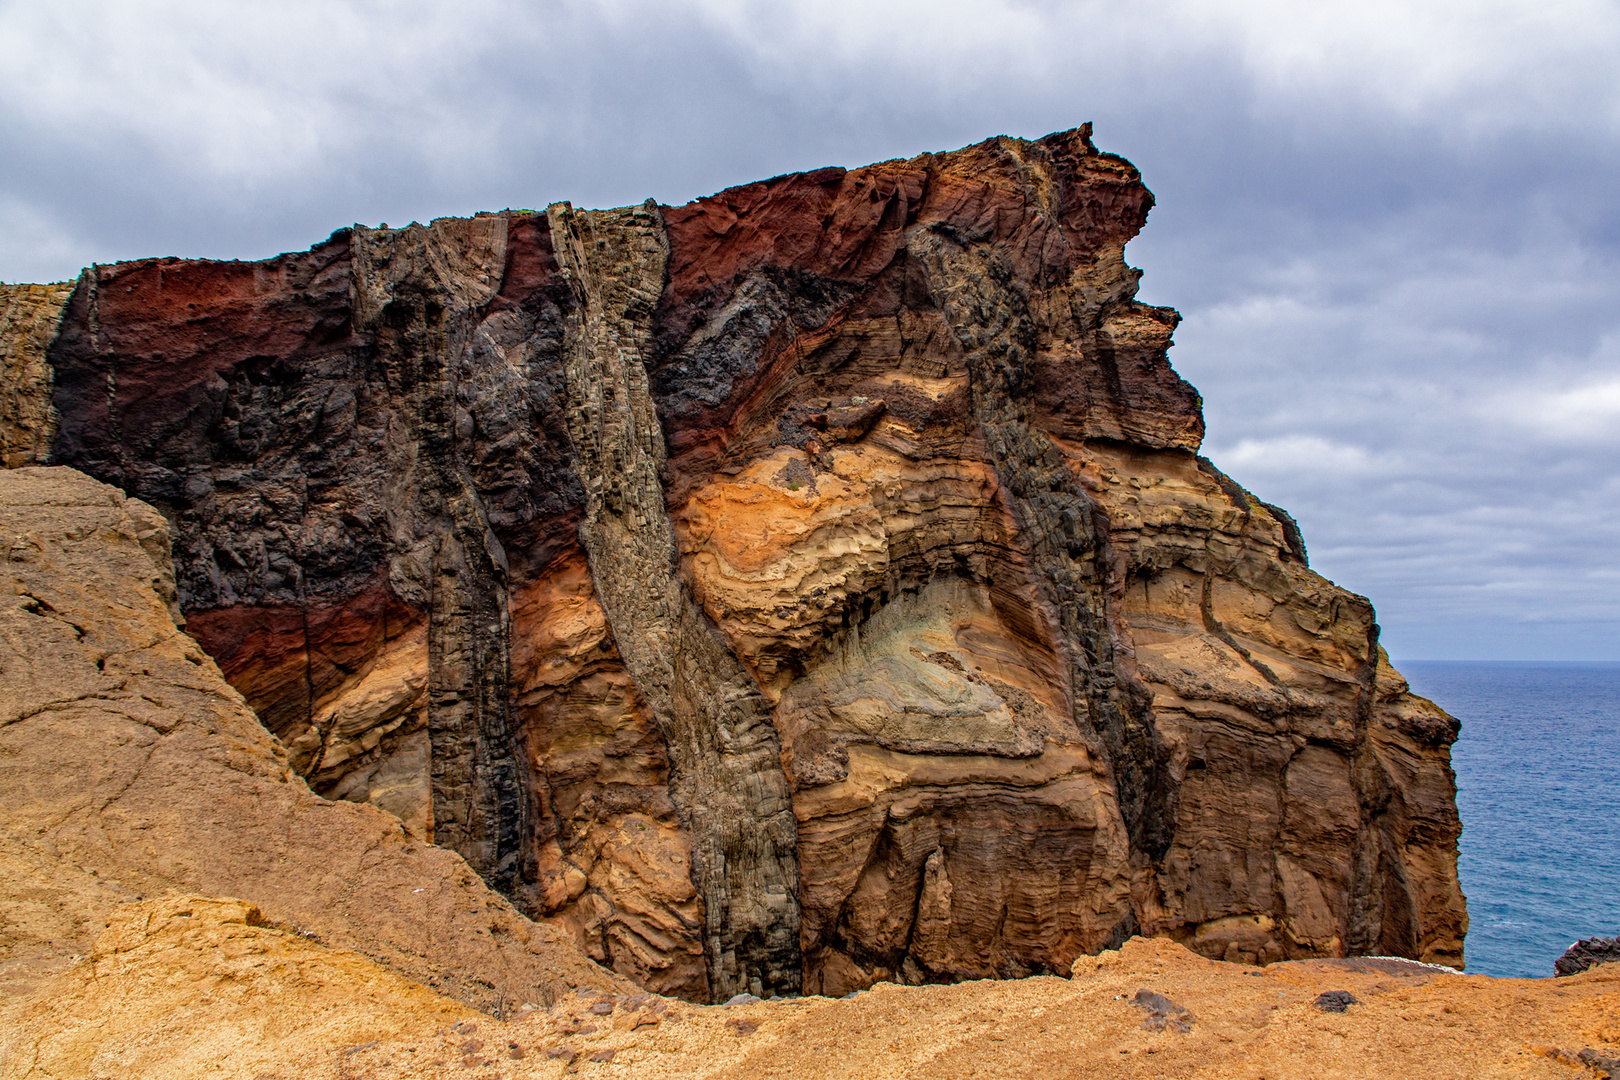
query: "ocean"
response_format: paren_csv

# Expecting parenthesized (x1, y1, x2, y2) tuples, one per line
(1400, 661, 1620, 978)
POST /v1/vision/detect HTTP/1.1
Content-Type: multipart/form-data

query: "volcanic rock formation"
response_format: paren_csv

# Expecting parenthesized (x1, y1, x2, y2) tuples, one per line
(14, 909, 1618, 1080)
(0, 127, 1468, 1001)
(1558, 938, 1620, 977)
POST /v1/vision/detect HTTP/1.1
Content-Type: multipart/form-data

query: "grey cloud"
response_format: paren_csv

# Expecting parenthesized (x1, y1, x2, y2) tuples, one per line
(2, 0, 1616, 659)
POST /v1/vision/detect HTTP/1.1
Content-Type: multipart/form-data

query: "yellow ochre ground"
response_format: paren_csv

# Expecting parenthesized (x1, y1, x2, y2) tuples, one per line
(5, 896, 1614, 1080)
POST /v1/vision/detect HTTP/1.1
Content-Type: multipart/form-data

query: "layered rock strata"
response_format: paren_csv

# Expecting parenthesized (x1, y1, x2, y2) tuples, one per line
(549, 202, 801, 998)
(0, 127, 1468, 997)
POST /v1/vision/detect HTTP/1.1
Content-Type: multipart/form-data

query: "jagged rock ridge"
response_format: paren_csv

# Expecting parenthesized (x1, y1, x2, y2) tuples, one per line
(0, 126, 1467, 999)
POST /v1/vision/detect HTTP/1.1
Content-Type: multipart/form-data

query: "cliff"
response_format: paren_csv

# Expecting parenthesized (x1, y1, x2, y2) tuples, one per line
(11, 903, 1614, 1080)
(0, 127, 1466, 1001)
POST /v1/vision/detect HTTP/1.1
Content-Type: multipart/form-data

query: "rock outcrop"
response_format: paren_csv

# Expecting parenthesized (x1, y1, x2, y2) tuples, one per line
(0, 282, 73, 468)
(1558, 937, 1620, 977)
(0, 466, 629, 1019)
(0, 127, 1468, 999)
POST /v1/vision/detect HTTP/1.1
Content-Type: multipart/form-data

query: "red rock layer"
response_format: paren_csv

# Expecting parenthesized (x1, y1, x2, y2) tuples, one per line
(185, 579, 431, 835)
(652, 132, 1202, 504)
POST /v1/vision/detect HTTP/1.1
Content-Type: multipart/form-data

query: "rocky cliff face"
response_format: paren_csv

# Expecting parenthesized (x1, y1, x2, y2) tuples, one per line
(1, 282, 74, 467)
(0, 127, 1467, 999)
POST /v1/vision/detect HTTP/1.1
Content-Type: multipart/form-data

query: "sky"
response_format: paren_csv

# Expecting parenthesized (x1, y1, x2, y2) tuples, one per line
(2, 0, 1617, 662)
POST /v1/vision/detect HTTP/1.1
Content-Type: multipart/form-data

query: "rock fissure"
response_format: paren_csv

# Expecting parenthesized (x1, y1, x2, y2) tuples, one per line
(1346, 619, 1388, 958)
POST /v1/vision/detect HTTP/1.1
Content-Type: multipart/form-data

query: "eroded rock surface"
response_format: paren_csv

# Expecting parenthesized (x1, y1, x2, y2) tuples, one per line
(0, 282, 73, 468)
(0, 467, 629, 1019)
(1, 895, 473, 1080)
(1558, 937, 1620, 977)
(5, 126, 1467, 998)
(549, 202, 800, 999)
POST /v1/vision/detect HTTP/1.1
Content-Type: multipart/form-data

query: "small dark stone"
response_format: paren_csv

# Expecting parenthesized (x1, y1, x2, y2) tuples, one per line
(1131, 988, 1194, 1033)
(590, 1049, 616, 1063)
(1555, 937, 1620, 977)
(545, 1046, 577, 1064)
(1577, 1048, 1620, 1079)
(1132, 990, 1179, 1014)
(589, 999, 615, 1015)
(1313, 991, 1359, 1012)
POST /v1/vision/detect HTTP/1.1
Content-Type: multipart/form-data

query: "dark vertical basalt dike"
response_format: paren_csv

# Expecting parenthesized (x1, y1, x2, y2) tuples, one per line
(548, 201, 802, 1000)
(46, 216, 577, 892)
(349, 217, 523, 887)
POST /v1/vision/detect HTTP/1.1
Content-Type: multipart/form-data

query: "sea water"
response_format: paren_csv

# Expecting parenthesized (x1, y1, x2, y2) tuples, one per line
(1401, 661, 1620, 978)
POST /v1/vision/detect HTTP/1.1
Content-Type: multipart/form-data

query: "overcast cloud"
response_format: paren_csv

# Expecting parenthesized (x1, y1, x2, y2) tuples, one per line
(2, 0, 1617, 661)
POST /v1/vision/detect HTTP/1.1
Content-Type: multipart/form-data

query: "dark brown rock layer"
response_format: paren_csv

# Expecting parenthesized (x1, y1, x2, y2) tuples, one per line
(0, 127, 1468, 997)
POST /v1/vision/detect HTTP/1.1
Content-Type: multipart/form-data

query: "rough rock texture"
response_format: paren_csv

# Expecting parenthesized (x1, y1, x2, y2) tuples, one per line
(36, 216, 719, 996)
(0, 282, 73, 468)
(1558, 937, 1620, 977)
(10, 127, 1466, 998)
(8, 928, 1618, 1080)
(648, 129, 1466, 983)
(0, 466, 632, 1021)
